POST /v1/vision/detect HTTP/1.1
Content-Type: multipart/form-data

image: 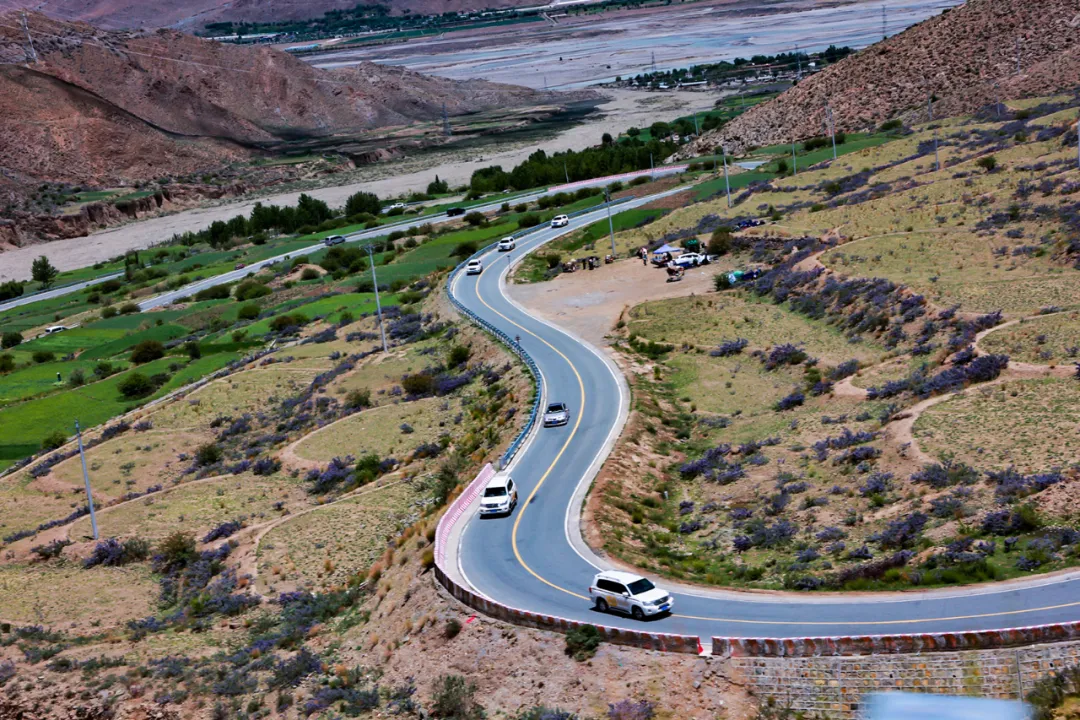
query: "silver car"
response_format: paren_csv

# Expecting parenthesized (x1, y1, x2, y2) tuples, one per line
(542, 401, 569, 427)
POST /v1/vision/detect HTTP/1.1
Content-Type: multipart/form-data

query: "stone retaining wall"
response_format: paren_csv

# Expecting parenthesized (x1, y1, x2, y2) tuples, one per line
(729, 639, 1080, 718)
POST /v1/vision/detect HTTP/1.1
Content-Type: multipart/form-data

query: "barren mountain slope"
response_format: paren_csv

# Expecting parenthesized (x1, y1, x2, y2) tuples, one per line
(681, 0, 1080, 156)
(11, 0, 540, 30)
(0, 12, 552, 199)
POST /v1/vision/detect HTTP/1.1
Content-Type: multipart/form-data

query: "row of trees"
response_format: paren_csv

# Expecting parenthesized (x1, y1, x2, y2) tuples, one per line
(469, 137, 676, 193)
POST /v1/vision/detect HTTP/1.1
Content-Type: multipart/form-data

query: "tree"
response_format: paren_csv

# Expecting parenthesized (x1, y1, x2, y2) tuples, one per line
(185, 341, 202, 360)
(452, 241, 478, 258)
(463, 211, 487, 227)
(41, 430, 68, 451)
(429, 675, 484, 720)
(1, 331, 22, 349)
(32, 255, 58, 289)
(130, 340, 165, 364)
(601, 132, 613, 145)
(345, 191, 381, 217)
(118, 372, 154, 399)
(0, 280, 24, 301)
(708, 227, 732, 256)
(626, 127, 641, 137)
(427, 175, 449, 195)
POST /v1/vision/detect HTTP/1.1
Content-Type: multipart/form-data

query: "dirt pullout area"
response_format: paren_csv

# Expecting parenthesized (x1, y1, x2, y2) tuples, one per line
(0, 89, 718, 281)
(507, 256, 717, 347)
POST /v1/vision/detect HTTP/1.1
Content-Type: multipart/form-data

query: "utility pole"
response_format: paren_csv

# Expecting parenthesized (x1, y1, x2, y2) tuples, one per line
(75, 420, 99, 540)
(721, 145, 732, 208)
(994, 82, 1002, 119)
(364, 245, 388, 353)
(442, 103, 451, 137)
(693, 113, 700, 136)
(563, 160, 569, 184)
(794, 44, 801, 81)
(791, 137, 798, 175)
(881, 4, 887, 40)
(650, 152, 654, 172)
(929, 92, 941, 172)
(21, 13, 37, 64)
(604, 189, 616, 257)
(826, 103, 837, 160)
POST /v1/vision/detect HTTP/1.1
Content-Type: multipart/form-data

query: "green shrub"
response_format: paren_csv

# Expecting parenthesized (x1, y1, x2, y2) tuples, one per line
(452, 241, 478, 258)
(268, 313, 308, 333)
(708, 227, 731, 256)
(564, 624, 602, 661)
(68, 368, 86, 387)
(976, 155, 998, 173)
(237, 303, 260, 321)
(234, 280, 271, 302)
(117, 372, 155, 399)
(300, 268, 319, 281)
(185, 341, 202, 360)
(101, 305, 118, 319)
(345, 388, 371, 409)
(545, 253, 562, 270)
(514, 203, 528, 213)
(0, 354, 14, 373)
(194, 285, 231, 301)
(1, 331, 23, 349)
(448, 344, 471, 367)
(130, 340, 165, 364)
(32, 350, 55, 364)
(444, 618, 462, 639)
(429, 675, 483, 720)
(518, 213, 541, 228)
(156, 532, 197, 571)
(879, 119, 903, 132)
(41, 430, 68, 451)
(94, 361, 116, 379)
(195, 443, 222, 466)
(119, 302, 140, 315)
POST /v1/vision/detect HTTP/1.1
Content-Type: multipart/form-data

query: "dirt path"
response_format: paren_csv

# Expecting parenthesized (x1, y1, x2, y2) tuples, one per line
(507, 256, 717, 347)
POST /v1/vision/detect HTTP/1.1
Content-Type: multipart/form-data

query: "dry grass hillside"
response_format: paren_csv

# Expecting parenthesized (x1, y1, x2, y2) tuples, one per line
(681, 0, 1080, 156)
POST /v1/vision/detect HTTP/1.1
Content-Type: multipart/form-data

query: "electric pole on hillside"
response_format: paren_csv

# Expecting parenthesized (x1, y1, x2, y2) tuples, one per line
(826, 103, 838, 161)
(20, 13, 37, 65)
(603, 189, 616, 257)
(794, 44, 802, 81)
(791, 137, 798, 175)
(563, 160, 569, 183)
(75, 420, 99, 540)
(363, 245, 388, 353)
(721, 145, 732, 208)
(442, 103, 451, 137)
(881, 4, 887, 40)
(928, 92, 941, 172)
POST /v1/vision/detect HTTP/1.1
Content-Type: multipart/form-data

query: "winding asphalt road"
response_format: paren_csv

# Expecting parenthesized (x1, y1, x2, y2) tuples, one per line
(451, 199, 1080, 639)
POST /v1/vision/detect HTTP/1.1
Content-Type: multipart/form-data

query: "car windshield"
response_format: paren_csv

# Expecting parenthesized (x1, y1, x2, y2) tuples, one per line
(547, 404, 564, 413)
(484, 487, 507, 498)
(627, 578, 655, 595)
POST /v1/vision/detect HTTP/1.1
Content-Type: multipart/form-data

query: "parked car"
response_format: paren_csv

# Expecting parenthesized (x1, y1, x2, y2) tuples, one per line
(669, 252, 709, 269)
(446, 207, 466, 217)
(497, 237, 516, 252)
(588, 571, 672, 619)
(465, 259, 483, 275)
(550, 214, 570, 228)
(479, 474, 518, 516)
(385, 202, 406, 212)
(324, 235, 346, 247)
(542, 401, 569, 427)
(234, 263, 246, 270)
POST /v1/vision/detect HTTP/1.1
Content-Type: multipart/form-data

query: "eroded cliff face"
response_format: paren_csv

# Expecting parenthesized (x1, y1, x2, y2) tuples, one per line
(680, 0, 1080, 156)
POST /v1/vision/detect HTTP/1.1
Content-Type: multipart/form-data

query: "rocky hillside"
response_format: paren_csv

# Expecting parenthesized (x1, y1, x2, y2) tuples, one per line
(0, 12, 551, 206)
(681, 0, 1080, 156)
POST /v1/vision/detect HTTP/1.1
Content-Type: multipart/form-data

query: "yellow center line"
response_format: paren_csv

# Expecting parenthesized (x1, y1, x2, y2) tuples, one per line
(466, 257, 1080, 630)
(473, 270, 590, 602)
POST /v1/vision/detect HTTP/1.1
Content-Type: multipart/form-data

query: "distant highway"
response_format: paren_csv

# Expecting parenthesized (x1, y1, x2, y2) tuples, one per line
(0, 167, 684, 317)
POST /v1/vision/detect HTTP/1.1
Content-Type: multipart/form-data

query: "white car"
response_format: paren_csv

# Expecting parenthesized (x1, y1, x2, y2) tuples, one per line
(550, 214, 570, 228)
(542, 401, 569, 428)
(589, 571, 672, 620)
(669, 252, 709, 269)
(385, 202, 406, 212)
(465, 259, 483, 275)
(497, 237, 516, 252)
(323, 235, 346, 247)
(479, 474, 518, 516)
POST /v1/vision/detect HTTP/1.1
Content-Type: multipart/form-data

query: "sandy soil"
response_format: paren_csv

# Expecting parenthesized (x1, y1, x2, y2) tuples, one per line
(2, 89, 718, 281)
(508, 255, 716, 346)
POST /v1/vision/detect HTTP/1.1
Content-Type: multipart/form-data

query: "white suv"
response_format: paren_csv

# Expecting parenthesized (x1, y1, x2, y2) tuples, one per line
(550, 214, 569, 228)
(589, 571, 672, 619)
(479, 475, 517, 516)
(465, 259, 483, 275)
(497, 237, 516, 251)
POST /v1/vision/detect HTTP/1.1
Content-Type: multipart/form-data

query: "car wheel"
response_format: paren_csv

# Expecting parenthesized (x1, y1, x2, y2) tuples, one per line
(631, 606, 645, 620)
(595, 598, 609, 613)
